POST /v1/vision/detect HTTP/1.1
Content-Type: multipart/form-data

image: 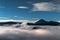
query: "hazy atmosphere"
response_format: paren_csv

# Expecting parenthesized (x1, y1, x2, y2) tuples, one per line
(0, 0, 60, 40)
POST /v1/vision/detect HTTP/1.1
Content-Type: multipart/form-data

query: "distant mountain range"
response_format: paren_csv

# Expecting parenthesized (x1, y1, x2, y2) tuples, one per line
(0, 19, 60, 26)
(27, 19, 60, 26)
(0, 21, 22, 26)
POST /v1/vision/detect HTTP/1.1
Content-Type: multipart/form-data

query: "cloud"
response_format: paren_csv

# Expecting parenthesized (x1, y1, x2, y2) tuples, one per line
(0, 17, 11, 20)
(17, 6, 28, 9)
(56, 5, 60, 11)
(0, 27, 53, 40)
(0, 20, 36, 23)
(0, 20, 14, 22)
(32, 2, 56, 11)
(52, 0, 60, 4)
(14, 16, 18, 18)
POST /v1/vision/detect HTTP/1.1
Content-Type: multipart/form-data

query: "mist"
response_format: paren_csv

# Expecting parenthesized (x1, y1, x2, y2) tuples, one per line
(0, 24, 59, 40)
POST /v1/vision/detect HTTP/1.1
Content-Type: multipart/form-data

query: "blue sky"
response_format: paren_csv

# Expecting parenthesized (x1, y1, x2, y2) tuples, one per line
(0, 0, 60, 21)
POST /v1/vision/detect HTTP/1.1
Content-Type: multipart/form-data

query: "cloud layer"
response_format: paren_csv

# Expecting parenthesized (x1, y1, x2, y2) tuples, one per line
(0, 27, 53, 40)
(32, 2, 56, 11)
(0, 17, 11, 20)
(32, 2, 60, 11)
(17, 6, 28, 9)
(52, 0, 60, 4)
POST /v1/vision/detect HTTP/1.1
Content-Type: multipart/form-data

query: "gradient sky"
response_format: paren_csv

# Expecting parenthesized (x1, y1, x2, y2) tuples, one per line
(0, 0, 60, 21)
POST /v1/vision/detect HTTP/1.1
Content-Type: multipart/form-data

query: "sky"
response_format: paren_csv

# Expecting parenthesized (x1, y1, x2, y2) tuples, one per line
(0, 0, 60, 21)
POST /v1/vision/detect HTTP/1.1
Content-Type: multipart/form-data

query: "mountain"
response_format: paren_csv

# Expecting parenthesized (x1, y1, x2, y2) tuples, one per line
(48, 21, 59, 25)
(35, 19, 48, 25)
(27, 19, 60, 25)
(0, 21, 22, 26)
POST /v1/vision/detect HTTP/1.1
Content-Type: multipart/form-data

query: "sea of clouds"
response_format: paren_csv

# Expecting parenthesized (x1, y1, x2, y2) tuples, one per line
(0, 24, 59, 40)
